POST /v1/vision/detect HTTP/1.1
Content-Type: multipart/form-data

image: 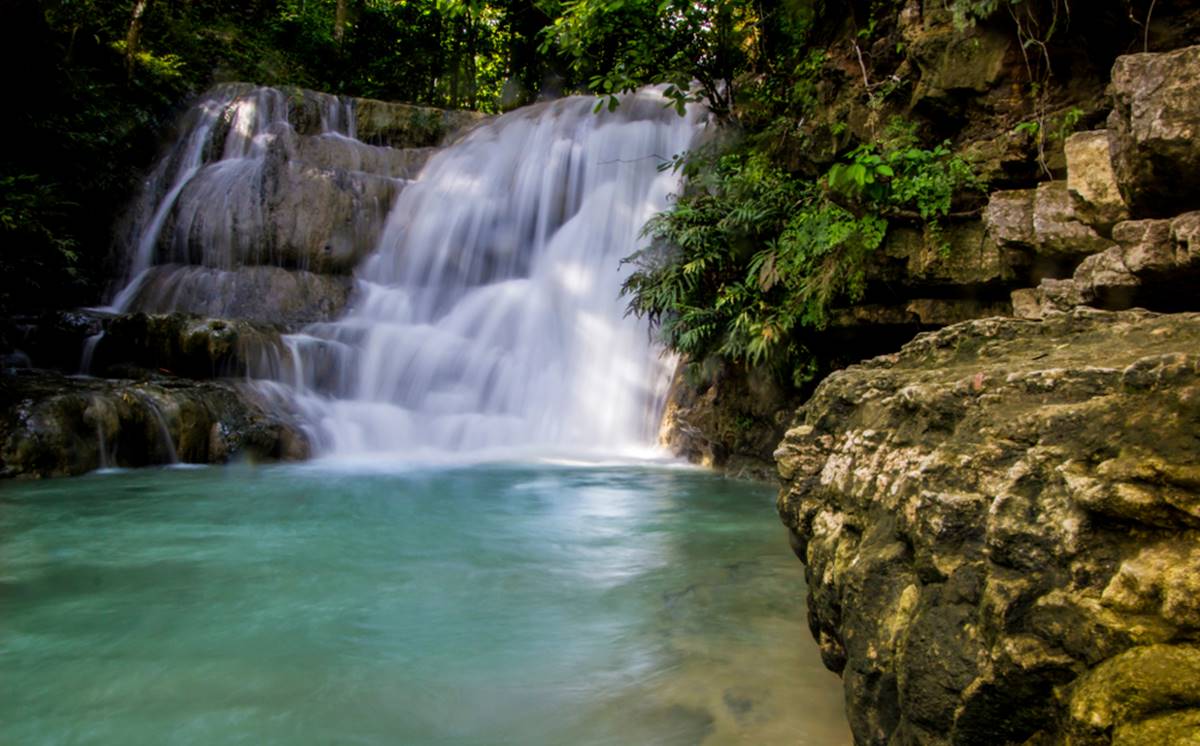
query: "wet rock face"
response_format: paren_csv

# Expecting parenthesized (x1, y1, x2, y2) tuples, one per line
(158, 123, 410, 276)
(352, 97, 485, 148)
(91, 312, 289, 380)
(658, 361, 796, 481)
(0, 372, 308, 478)
(124, 265, 353, 326)
(776, 309, 1200, 745)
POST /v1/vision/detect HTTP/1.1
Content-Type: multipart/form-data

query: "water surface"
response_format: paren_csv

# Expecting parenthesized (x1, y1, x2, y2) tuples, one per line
(0, 463, 848, 744)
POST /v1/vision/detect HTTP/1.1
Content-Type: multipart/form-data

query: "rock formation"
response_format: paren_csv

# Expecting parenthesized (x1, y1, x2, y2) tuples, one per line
(0, 371, 307, 478)
(0, 85, 482, 478)
(776, 309, 1200, 744)
(773, 38, 1200, 746)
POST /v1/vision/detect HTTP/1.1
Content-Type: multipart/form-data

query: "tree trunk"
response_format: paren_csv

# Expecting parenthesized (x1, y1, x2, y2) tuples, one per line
(334, 0, 348, 44)
(466, 14, 478, 109)
(125, 0, 151, 77)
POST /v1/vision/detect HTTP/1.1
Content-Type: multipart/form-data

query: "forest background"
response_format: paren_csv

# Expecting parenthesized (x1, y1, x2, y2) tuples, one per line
(3, 0, 1161, 382)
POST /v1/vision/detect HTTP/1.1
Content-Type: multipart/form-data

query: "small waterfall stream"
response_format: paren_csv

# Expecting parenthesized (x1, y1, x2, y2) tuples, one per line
(133, 392, 179, 465)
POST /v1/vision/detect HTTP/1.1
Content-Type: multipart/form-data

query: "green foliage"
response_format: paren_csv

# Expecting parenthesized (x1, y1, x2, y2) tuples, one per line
(945, 0, 1007, 28)
(4, 0, 560, 314)
(621, 122, 981, 380)
(830, 120, 980, 221)
(541, 0, 759, 118)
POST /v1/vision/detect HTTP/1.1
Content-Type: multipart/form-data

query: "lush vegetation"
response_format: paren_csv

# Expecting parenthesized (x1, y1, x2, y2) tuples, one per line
(3, 0, 565, 313)
(4, 0, 1149, 386)
(622, 120, 980, 383)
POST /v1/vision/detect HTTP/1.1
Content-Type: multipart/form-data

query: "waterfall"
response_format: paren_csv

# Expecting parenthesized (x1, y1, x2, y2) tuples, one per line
(107, 84, 704, 460)
(105, 83, 412, 322)
(135, 392, 179, 465)
(278, 91, 703, 458)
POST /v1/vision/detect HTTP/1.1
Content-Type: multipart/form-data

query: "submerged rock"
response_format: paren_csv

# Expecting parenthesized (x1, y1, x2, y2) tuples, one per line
(776, 309, 1200, 745)
(0, 371, 308, 478)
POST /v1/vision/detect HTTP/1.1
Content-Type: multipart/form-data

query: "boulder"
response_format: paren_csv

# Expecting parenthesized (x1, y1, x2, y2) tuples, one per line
(1065, 130, 1129, 231)
(1009, 278, 1092, 320)
(1112, 219, 1177, 276)
(984, 189, 1037, 249)
(776, 308, 1200, 745)
(1071, 248, 1139, 308)
(0, 371, 309, 478)
(984, 183, 1113, 261)
(1031, 181, 1114, 257)
(1107, 45, 1200, 216)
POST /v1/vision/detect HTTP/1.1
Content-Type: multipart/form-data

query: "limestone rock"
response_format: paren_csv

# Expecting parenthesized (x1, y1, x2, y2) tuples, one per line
(353, 97, 485, 148)
(829, 299, 1012, 328)
(0, 371, 309, 478)
(1, 311, 105, 373)
(1011, 211, 1200, 317)
(1008, 279, 1091, 320)
(873, 223, 1029, 288)
(658, 360, 796, 481)
(1009, 288, 1043, 320)
(1112, 219, 1176, 276)
(1108, 45, 1200, 216)
(1071, 248, 1139, 308)
(776, 309, 1200, 745)
(160, 125, 404, 275)
(984, 189, 1037, 248)
(908, 17, 1012, 107)
(1066, 644, 1200, 745)
(124, 265, 353, 326)
(1065, 131, 1129, 230)
(91, 313, 288, 380)
(1032, 181, 1114, 257)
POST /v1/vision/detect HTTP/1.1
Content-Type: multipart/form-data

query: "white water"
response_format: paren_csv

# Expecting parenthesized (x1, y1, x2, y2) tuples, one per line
(277, 91, 702, 457)
(108, 86, 703, 459)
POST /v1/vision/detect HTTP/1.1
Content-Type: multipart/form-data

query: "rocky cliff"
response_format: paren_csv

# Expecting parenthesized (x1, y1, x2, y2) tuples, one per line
(777, 310, 1200, 744)
(665, 9, 1200, 480)
(769, 30, 1200, 746)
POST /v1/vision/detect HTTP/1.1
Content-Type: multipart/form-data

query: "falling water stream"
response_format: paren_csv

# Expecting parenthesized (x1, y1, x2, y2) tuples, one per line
(279, 91, 699, 457)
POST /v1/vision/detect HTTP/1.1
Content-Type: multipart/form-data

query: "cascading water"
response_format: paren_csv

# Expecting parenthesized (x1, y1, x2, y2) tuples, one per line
(106, 84, 705, 460)
(275, 90, 704, 458)
(106, 83, 406, 323)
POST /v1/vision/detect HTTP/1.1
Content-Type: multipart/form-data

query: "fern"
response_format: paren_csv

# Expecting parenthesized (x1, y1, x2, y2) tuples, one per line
(621, 123, 980, 378)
